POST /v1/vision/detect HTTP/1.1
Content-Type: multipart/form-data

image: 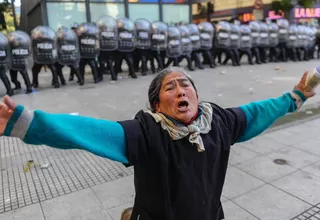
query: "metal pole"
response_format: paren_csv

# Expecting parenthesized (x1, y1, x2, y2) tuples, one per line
(10, 0, 18, 29)
(85, 0, 91, 22)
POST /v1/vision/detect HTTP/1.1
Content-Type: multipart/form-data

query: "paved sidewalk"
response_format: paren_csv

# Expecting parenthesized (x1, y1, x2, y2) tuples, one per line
(0, 60, 320, 219)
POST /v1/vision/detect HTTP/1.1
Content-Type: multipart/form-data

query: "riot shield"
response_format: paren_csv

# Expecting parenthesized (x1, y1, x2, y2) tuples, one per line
(198, 21, 214, 50)
(276, 18, 289, 43)
(135, 18, 151, 50)
(287, 24, 298, 48)
(187, 23, 201, 50)
(7, 30, 33, 71)
(297, 25, 305, 48)
(240, 25, 252, 49)
(0, 32, 10, 72)
(96, 15, 118, 51)
(258, 22, 269, 47)
(77, 22, 100, 59)
(229, 23, 240, 49)
(166, 26, 181, 58)
(268, 23, 279, 47)
(249, 21, 260, 47)
(151, 21, 167, 52)
(214, 21, 230, 49)
(178, 25, 192, 55)
(31, 25, 58, 65)
(56, 26, 81, 66)
(117, 17, 136, 52)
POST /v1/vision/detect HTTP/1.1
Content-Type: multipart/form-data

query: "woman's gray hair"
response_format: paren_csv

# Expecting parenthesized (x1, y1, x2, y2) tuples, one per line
(148, 67, 198, 112)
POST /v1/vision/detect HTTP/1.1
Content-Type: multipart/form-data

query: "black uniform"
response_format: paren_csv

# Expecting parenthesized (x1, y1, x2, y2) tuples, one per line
(97, 15, 118, 81)
(77, 23, 100, 83)
(222, 22, 240, 66)
(249, 21, 261, 64)
(187, 24, 204, 69)
(214, 21, 232, 65)
(286, 24, 299, 61)
(177, 25, 194, 71)
(55, 26, 84, 86)
(8, 30, 32, 93)
(150, 21, 168, 72)
(198, 22, 215, 68)
(115, 17, 137, 78)
(257, 22, 269, 63)
(239, 24, 253, 65)
(165, 26, 181, 68)
(133, 18, 152, 76)
(276, 18, 289, 62)
(268, 22, 280, 62)
(0, 32, 13, 96)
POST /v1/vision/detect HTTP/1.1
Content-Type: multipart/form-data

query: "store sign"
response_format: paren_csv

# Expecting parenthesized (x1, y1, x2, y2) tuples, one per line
(238, 13, 254, 22)
(268, 10, 284, 19)
(295, 8, 320, 18)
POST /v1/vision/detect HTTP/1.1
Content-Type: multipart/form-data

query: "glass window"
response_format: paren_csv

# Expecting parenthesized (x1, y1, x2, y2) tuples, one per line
(89, 0, 123, 2)
(47, 2, 87, 31)
(90, 3, 125, 22)
(162, 0, 188, 3)
(162, 5, 189, 25)
(128, 4, 159, 22)
(46, 0, 85, 2)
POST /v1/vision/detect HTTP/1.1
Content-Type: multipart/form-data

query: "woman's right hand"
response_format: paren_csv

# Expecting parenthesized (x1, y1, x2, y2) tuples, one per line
(0, 96, 17, 136)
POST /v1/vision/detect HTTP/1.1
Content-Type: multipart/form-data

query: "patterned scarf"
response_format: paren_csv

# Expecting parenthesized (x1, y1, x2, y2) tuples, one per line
(145, 102, 213, 152)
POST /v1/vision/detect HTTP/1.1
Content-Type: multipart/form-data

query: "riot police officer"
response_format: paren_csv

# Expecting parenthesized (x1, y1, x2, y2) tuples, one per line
(297, 25, 309, 61)
(286, 24, 299, 61)
(8, 30, 33, 94)
(0, 32, 13, 96)
(268, 22, 280, 62)
(198, 21, 215, 68)
(222, 22, 241, 66)
(77, 22, 100, 83)
(308, 26, 317, 59)
(214, 21, 231, 65)
(187, 24, 204, 69)
(115, 17, 137, 79)
(55, 26, 84, 86)
(97, 15, 118, 81)
(133, 18, 151, 76)
(276, 18, 289, 62)
(30, 25, 61, 88)
(257, 21, 269, 63)
(239, 24, 254, 65)
(165, 26, 181, 67)
(150, 21, 167, 72)
(177, 25, 194, 71)
(249, 21, 261, 64)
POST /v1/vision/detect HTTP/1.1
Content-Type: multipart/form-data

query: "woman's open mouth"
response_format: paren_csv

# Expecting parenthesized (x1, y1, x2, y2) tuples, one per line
(177, 100, 189, 112)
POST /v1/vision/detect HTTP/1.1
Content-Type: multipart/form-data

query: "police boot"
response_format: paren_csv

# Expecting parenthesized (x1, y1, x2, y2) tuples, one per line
(140, 54, 148, 76)
(20, 70, 33, 94)
(193, 52, 204, 69)
(32, 70, 39, 88)
(72, 67, 84, 86)
(126, 55, 137, 79)
(186, 55, 194, 71)
(204, 50, 215, 68)
(0, 71, 14, 96)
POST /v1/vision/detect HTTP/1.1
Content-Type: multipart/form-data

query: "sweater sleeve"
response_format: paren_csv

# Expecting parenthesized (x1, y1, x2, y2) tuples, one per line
(3, 105, 129, 164)
(236, 92, 298, 142)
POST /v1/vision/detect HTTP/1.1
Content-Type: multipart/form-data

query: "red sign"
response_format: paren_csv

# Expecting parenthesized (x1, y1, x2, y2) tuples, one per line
(253, 0, 263, 10)
(295, 8, 320, 18)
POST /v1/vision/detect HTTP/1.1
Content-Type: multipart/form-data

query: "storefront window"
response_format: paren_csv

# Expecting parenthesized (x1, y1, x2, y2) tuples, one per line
(47, 2, 87, 31)
(162, 5, 189, 25)
(128, 4, 159, 22)
(162, 0, 188, 3)
(90, 3, 125, 22)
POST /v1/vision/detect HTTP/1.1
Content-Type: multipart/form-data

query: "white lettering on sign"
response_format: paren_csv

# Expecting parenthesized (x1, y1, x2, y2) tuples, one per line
(61, 45, 76, 51)
(230, 34, 239, 40)
(242, 36, 250, 41)
(290, 35, 297, 40)
(270, 33, 278, 38)
(0, 50, 6, 57)
(81, 38, 95, 45)
(120, 32, 132, 39)
(200, 33, 210, 39)
(139, 32, 149, 39)
(37, 43, 53, 49)
(12, 49, 28, 55)
(182, 38, 190, 43)
(252, 32, 259, 37)
(169, 40, 180, 46)
(152, 34, 165, 40)
(279, 29, 287, 33)
(260, 33, 268, 38)
(190, 35, 200, 41)
(218, 32, 228, 38)
(101, 32, 115, 38)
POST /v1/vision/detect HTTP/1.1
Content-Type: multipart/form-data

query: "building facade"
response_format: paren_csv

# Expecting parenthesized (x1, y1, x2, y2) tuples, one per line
(20, 0, 192, 33)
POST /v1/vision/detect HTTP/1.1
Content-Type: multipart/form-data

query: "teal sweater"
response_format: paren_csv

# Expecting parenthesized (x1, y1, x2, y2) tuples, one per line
(3, 92, 299, 164)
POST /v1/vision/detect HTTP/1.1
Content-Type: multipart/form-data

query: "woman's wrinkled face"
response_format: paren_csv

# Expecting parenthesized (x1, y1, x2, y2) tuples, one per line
(156, 72, 198, 124)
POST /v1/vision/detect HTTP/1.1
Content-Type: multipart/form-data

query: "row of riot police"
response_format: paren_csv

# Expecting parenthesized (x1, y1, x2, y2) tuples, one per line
(201, 18, 318, 67)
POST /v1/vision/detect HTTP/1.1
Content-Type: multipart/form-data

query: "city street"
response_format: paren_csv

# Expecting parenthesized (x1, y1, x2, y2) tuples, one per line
(1, 60, 320, 219)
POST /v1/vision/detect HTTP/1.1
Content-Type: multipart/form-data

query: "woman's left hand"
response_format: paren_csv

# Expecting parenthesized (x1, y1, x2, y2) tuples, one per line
(294, 71, 316, 99)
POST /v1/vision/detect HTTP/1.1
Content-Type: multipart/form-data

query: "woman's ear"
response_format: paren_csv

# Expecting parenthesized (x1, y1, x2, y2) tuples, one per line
(155, 102, 160, 112)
